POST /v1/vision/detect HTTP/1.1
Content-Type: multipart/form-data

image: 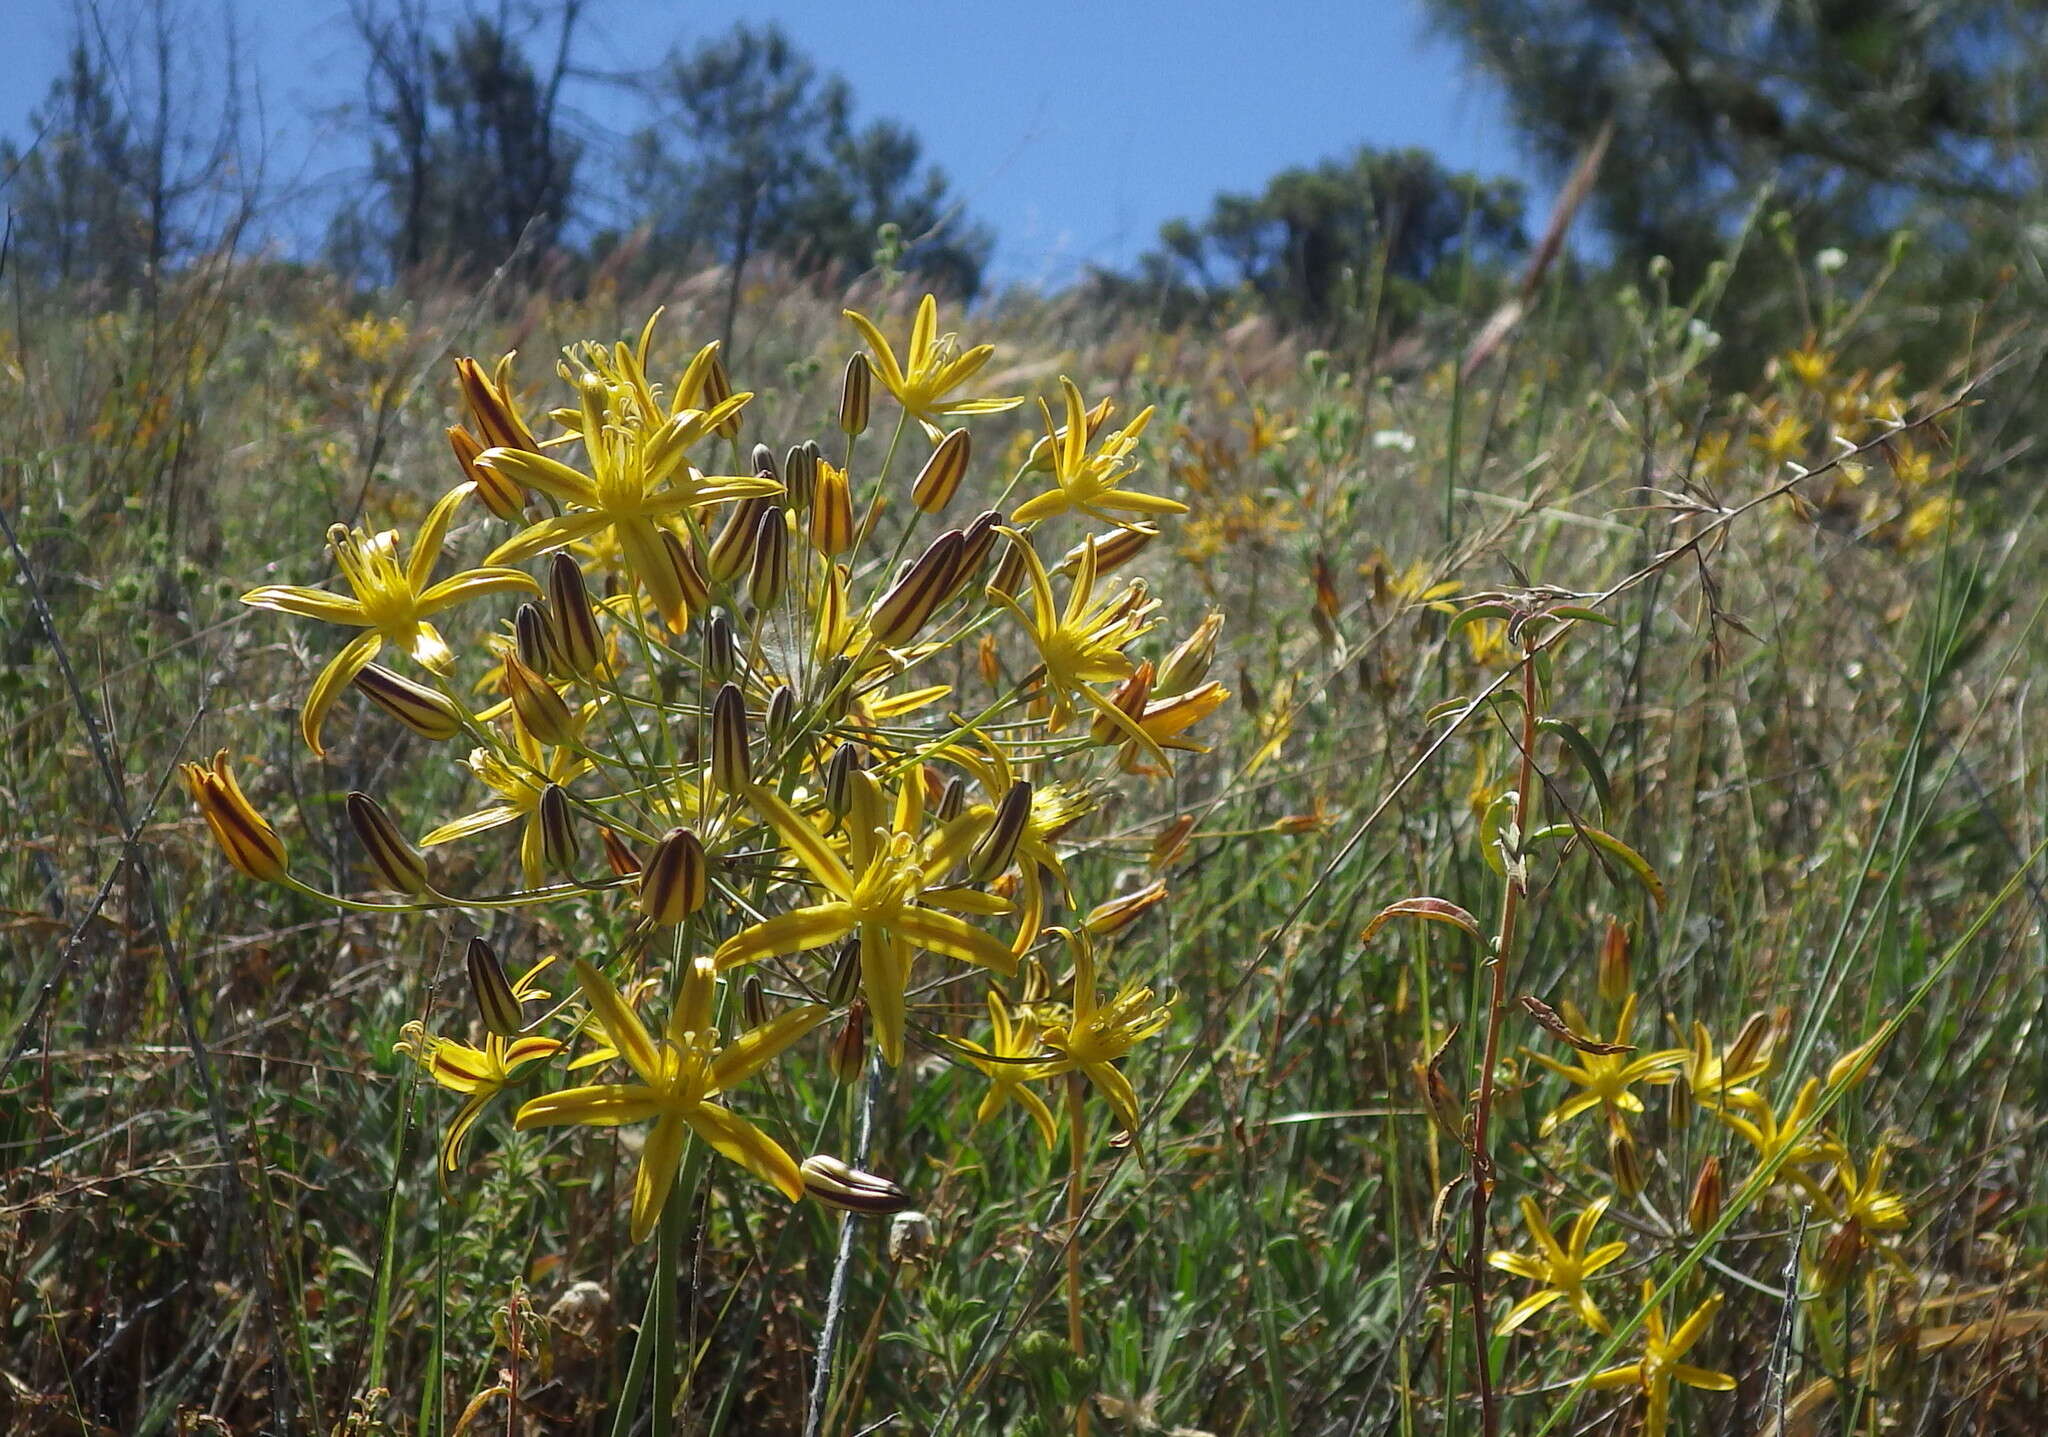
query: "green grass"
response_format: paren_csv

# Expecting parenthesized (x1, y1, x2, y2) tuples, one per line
(2, 247, 2045, 1436)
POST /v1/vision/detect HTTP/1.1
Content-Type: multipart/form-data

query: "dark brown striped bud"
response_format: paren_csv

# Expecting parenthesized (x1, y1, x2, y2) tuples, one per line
(704, 350, 740, 440)
(838, 352, 871, 437)
(448, 423, 526, 520)
(1687, 1155, 1723, 1236)
(1090, 661, 1154, 746)
(346, 792, 429, 896)
(353, 663, 465, 742)
(638, 826, 708, 925)
(764, 685, 796, 742)
(1062, 524, 1156, 578)
(1085, 879, 1167, 936)
(741, 973, 770, 1030)
(801, 1153, 912, 1214)
(944, 509, 1003, 601)
(810, 462, 854, 556)
(987, 530, 1031, 598)
(538, 784, 580, 877)
(703, 609, 737, 684)
(545, 553, 605, 677)
(822, 743, 862, 825)
(1607, 1125, 1645, 1200)
(1597, 916, 1631, 1006)
(708, 497, 772, 584)
(505, 655, 578, 748)
(1155, 612, 1222, 699)
(746, 506, 789, 611)
(1728, 1010, 1778, 1076)
(966, 779, 1033, 883)
(710, 682, 750, 790)
(826, 938, 863, 1006)
(655, 527, 711, 632)
(911, 427, 971, 513)
(466, 936, 524, 1039)
(829, 999, 867, 1083)
(1018, 955, 1050, 1005)
(783, 444, 816, 510)
(515, 601, 561, 677)
(750, 443, 779, 483)
(871, 530, 963, 647)
(454, 356, 540, 453)
(599, 825, 641, 878)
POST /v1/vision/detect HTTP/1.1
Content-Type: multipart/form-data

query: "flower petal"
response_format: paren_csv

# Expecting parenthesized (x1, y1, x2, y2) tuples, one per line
(418, 566, 541, 614)
(688, 1100, 803, 1200)
(630, 1112, 689, 1243)
(301, 629, 384, 756)
(892, 906, 1019, 976)
(514, 1082, 664, 1129)
(713, 904, 854, 970)
(744, 784, 855, 895)
(569, 961, 662, 1084)
(242, 585, 370, 626)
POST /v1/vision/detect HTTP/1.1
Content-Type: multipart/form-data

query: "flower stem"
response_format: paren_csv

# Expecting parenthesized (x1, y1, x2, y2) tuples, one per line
(1066, 1072, 1091, 1437)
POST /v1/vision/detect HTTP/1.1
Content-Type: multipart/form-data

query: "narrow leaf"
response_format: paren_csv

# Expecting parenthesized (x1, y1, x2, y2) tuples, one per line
(1526, 822, 1666, 906)
(1361, 897, 1484, 945)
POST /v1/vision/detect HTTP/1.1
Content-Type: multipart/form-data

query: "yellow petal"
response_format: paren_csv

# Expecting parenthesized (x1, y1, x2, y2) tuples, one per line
(688, 1101, 803, 1200)
(713, 904, 854, 970)
(301, 629, 384, 756)
(630, 1112, 689, 1243)
(514, 1082, 665, 1129)
(241, 585, 370, 626)
(569, 960, 661, 1083)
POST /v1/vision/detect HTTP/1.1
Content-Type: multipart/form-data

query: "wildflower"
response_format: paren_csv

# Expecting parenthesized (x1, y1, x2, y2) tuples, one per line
(1586, 1285, 1736, 1437)
(956, 989, 1058, 1149)
(988, 531, 1158, 737)
(1828, 1141, 1909, 1235)
(1678, 1014, 1775, 1117)
(1528, 994, 1687, 1137)
(1488, 1194, 1628, 1334)
(1117, 680, 1230, 776)
(1012, 378, 1181, 527)
(243, 485, 538, 755)
(842, 294, 1023, 439)
(1035, 930, 1172, 1136)
(715, 769, 1017, 1065)
(1713, 1075, 1843, 1195)
(420, 726, 592, 887)
(398, 957, 562, 1171)
(181, 750, 288, 882)
(801, 1154, 914, 1214)
(516, 957, 827, 1239)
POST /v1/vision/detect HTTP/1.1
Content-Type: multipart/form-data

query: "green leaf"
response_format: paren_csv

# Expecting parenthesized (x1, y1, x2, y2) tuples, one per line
(1526, 822, 1665, 905)
(1538, 717, 1613, 814)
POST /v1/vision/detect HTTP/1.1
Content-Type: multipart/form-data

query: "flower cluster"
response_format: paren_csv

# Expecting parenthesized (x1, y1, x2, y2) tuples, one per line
(192, 297, 1220, 1240)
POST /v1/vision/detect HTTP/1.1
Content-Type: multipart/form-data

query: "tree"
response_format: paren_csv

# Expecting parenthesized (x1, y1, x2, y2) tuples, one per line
(1, 43, 149, 290)
(628, 22, 990, 338)
(1109, 146, 1525, 338)
(1423, 0, 2048, 280)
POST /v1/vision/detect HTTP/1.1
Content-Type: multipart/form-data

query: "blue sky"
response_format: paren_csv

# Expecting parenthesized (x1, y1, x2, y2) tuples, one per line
(0, 0, 1540, 287)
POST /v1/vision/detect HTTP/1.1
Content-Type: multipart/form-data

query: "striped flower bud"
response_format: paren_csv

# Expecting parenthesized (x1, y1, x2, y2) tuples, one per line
(454, 355, 540, 452)
(1687, 1155, 1723, 1236)
(1090, 661, 1154, 746)
(829, 999, 867, 1083)
(911, 428, 971, 513)
(1607, 1125, 1645, 1200)
(810, 461, 854, 556)
(826, 938, 863, 1007)
(943, 509, 1003, 602)
(1668, 1068, 1694, 1132)
(538, 784, 580, 877)
(710, 682, 751, 790)
(741, 974, 770, 1031)
(1155, 612, 1223, 699)
(987, 530, 1032, 598)
(638, 826, 708, 925)
(1018, 955, 1050, 1005)
(181, 751, 289, 883)
(1085, 879, 1167, 936)
(1063, 523, 1157, 577)
(783, 444, 816, 510)
(353, 663, 465, 742)
(504, 655, 578, 748)
(750, 443, 779, 483)
(704, 350, 740, 440)
(871, 530, 963, 647)
(801, 1154, 912, 1215)
(1596, 916, 1632, 1006)
(930, 776, 966, 826)
(447, 424, 526, 521)
(599, 825, 641, 878)
(822, 743, 862, 825)
(514, 601, 561, 678)
(545, 553, 605, 678)
(703, 609, 738, 684)
(465, 936, 524, 1039)
(1728, 1009, 1779, 1076)
(708, 497, 772, 584)
(346, 792, 429, 895)
(764, 685, 796, 742)
(746, 506, 789, 611)
(654, 527, 711, 632)
(966, 779, 1033, 883)
(838, 352, 871, 436)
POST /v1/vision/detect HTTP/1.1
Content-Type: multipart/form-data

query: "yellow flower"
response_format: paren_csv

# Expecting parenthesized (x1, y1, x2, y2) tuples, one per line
(1678, 1018, 1774, 1116)
(1713, 1075, 1842, 1196)
(1034, 930, 1171, 1136)
(1829, 1141, 1909, 1234)
(714, 769, 1017, 1066)
(989, 531, 1158, 738)
(1488, 1194, 1628, 1334)
(180, 750, 289, 882)
(1012, 378, 1183, 527)
(1587, 1284, 1736, 1437)
(419, 725, 591, 887)
(956, 990, 1058, 1149)
(1528, 994, 1687, 1137)
(516, 957, 826, 1241)
(397, 959, 562, 1170)
(842, 293, 1023, 440)
(1118, 679, 1230, 776)
(242, 484, 538, 755)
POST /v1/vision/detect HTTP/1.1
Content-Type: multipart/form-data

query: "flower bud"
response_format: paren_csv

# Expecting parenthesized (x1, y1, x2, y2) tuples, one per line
(1687, 1155, 1723, 1235)
(802, 1153, 912, 1214)
(346, 791, 428, 896)
(638, 826, 708, 925)
(448, 423, 526, 520)
(1607, 1124, 1645, 1200)
(764, 685, 796, 742)
(822, 743, 863, 825)
(824, 939, 865, 1007)
(1728, 1009, 1779, 1077)
(966, 779, 1033, 883)
(741, 973, 770, 1031)
(750, 443, 779, 483)
(746, 506, 789, 611)
(934, 775, 968, 825)
(505, 655, 578, 748)
(871, 530, 963, 647)
(181, 751, 289, 883)
(1597, 916, 1632, 1006)
(466, 935, 525, 1039)
(829, 999, 868, 1083)
(454, 355, 540, 453)
(515, 601, 561, 678)
(704, 350, 740, 440)
(911, 428, 971, 513)
(810, 461, 855, 556)
(1827, 1031, 1885, 1090)
(711, 682, 751, 790)
(987, 531, 1032, 598)
(1155, 612, 1223, 699)
(783, 444, 816, 510)
(653, 526, 711, 632)
(1816, 1222, 1864, 1292)
(599, 825, 641, 877)
(708, 497, 772, 584)
(353, 663, 465, 742)
(1019, 955, 1050, 1005)
(545, 553, 606, 678)
(1091, 662, 1154, 746)
(538, 784, 580, 878)
(1062, 524, 1156, 578)
(1085, 880, 1167, 937)
(703, 608, 738, 684)
(943, 509, 1003, 602)
(1667, 1070, 1694, 1132)
(838, 352, 871, 437)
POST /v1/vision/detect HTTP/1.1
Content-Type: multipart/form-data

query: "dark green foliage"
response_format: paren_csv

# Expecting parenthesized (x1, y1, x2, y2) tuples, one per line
(0, 44, 152, 291)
